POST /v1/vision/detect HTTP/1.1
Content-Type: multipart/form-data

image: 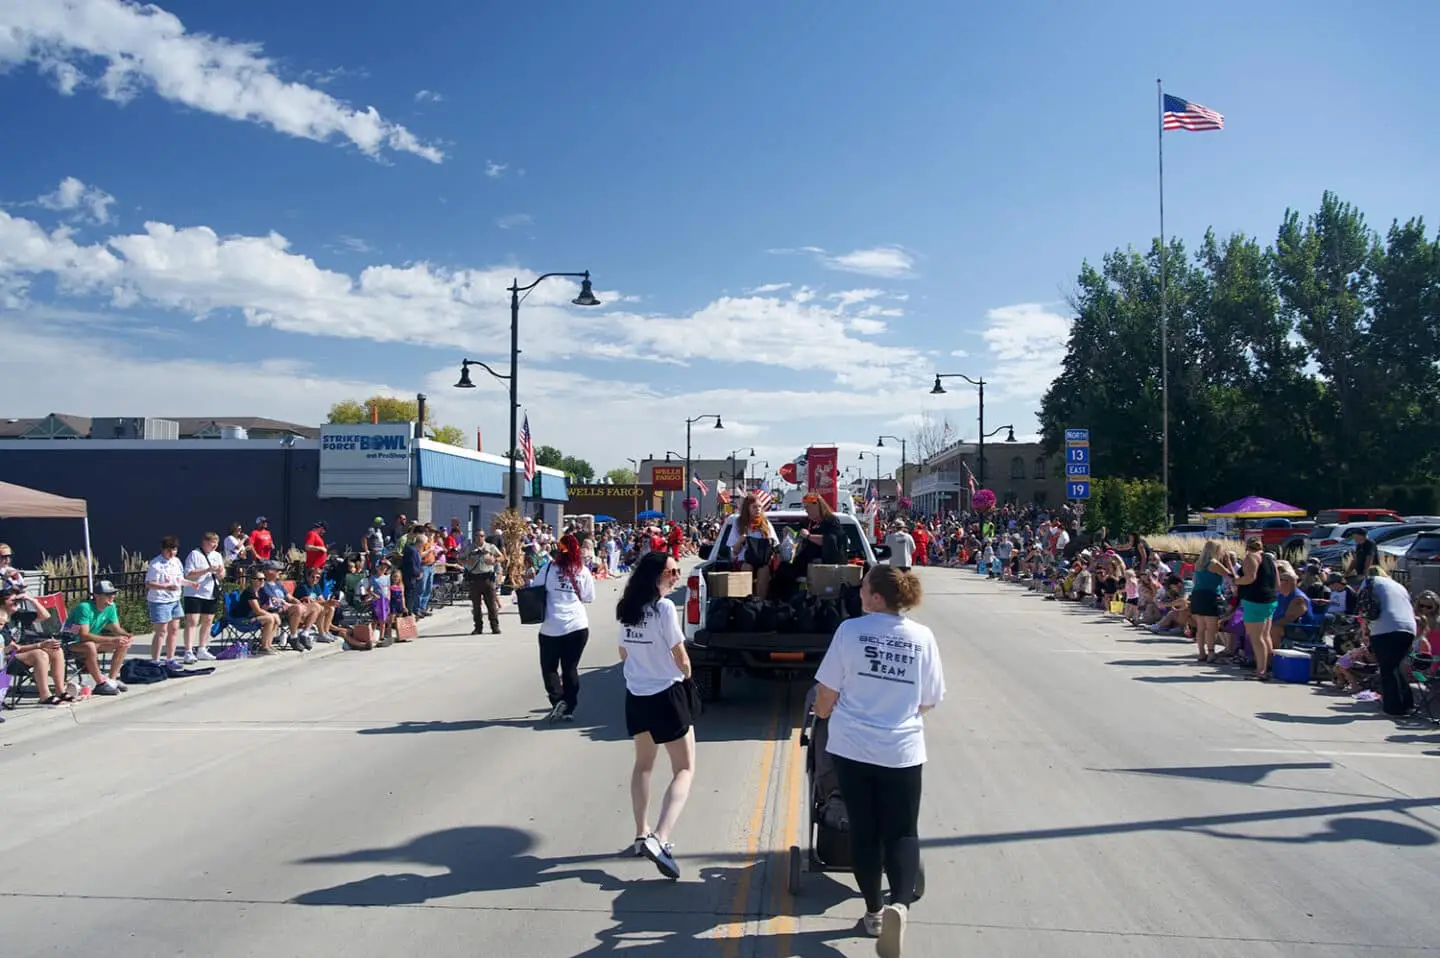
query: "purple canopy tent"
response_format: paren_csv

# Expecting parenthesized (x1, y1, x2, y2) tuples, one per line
(1201, 496, 1307, 520)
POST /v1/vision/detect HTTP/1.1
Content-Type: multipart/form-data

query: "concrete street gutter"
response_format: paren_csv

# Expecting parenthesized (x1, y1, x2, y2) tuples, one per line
(0, 601, 481, 747)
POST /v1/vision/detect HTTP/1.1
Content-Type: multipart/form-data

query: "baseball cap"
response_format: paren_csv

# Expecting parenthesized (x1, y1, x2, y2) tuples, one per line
(1325, 571, 1346, 585)
(313, 520, 328, 529)
(373, 516, 385, 524)
(255, 516, 268, 524)
(94, 580, 119, 595)
(265, 560, 286, 571)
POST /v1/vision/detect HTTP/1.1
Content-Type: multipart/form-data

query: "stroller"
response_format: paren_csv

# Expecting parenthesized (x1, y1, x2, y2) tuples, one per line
(788, 688, 925, 899)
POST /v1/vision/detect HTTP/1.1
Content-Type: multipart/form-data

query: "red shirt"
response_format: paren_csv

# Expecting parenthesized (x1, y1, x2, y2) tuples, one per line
(250, 528, 274, 561)
(650, 534, 666, 554)
(667, 526, 684, 558)
(913, 528, 931, 557)
(304, 529, 328, 569)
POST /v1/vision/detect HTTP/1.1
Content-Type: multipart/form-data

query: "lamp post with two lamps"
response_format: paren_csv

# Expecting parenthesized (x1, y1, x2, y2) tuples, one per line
(454, 271, 601, 514)
(727, 447, 754, 492)
(684, 415, 724, 520)
(877, 434, 907, 491)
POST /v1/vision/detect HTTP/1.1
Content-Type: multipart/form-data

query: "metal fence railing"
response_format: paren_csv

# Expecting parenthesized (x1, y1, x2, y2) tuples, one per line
(41, 570, 148, 605)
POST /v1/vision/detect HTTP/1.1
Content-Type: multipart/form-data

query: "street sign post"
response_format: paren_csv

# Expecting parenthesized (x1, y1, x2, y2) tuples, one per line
(1065, 426, 1091, 500)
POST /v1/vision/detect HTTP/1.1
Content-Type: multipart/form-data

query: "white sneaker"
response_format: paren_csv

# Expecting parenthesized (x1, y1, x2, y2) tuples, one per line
(194, 648, 217, 661)
(862, 911, 884, 937)
(182, 650, 198, 665)
(877, 903, 907, 958)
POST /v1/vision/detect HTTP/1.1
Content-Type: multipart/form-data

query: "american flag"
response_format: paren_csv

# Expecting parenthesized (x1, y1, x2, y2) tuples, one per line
(520, 413, 536, 481)
(754, 489, 773, 510)
(962, 460, 977, 495)
(865, 482, 877, 507)
(692, 475, 709, 496)
(1162, 94, 1224, 132)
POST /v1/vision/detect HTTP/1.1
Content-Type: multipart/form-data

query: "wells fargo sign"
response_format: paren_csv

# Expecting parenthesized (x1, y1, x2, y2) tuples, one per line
(567, 485, 651, 498)
(651, 466, 684, 491)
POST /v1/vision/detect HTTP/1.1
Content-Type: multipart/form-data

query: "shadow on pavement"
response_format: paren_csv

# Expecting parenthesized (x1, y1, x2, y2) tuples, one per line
(1133, 674, 1232, 684)
(1098, 761, 1333, 785)
(352, 665, 802, 744)
(1106, 658, 1193, 667)
(1193, 816, 1437, 847)
(291, 824, 865, 956)
(1255, 706, 1392, 726)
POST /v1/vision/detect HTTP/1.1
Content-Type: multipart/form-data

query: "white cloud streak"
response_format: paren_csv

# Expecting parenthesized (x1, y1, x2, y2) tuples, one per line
(37, 176, 115, 223)
(0, 0, 443, 162)
(484, 160, 507, 178)
(770, 245, 917, 278)
(980, 303, 1071, 402)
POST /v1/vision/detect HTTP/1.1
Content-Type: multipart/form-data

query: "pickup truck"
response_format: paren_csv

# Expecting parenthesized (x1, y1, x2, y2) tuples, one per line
(682, 508, 886, 702)
(1238, 518, 1314, 553)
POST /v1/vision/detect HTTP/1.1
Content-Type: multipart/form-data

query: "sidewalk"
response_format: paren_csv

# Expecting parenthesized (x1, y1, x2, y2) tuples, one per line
(1, 599, 488, 740)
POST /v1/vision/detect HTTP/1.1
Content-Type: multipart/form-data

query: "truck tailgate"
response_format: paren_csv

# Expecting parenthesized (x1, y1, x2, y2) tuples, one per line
(691, 630, 834, 652)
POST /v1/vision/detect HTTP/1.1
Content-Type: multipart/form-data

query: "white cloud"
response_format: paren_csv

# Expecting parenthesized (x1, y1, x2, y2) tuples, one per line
(828, 288, 884, 309)
(950, 348, 969, 358)
(0, 195, 935, 389)
(495, 213, 532, 230)
(484, 160, 507, 178)
(746, 283, 790, 295)
(37, 176, 115, 223)
(335, 234, 373, 254)
(414, 89, 443, 103)
(981, 303, 1071, 402)
(770, 245, 917, 279)
(0, 0, 443, 162)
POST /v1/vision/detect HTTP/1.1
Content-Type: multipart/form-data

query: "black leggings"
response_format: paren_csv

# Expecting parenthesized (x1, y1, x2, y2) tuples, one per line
(1370, 630, 1416, 716)
(539, 628, 589, 711)
(832, 754, 923, 913)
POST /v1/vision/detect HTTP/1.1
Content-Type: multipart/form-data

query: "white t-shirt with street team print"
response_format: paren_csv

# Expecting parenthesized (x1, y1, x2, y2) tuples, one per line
(814, 612, 945, 768)
(620, 598, 686, 697)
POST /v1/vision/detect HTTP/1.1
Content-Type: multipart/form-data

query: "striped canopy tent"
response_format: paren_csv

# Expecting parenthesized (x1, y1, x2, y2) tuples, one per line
(0, 481, 94, 592)
(1201, 496, 1307, 520)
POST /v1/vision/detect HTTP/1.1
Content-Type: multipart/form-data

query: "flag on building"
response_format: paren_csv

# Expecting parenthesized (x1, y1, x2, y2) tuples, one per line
(1162, 94, 1224, 131)
(692, 475, 709, 496)
(943, 419, 954, 440)
(520, 413, 536, 481)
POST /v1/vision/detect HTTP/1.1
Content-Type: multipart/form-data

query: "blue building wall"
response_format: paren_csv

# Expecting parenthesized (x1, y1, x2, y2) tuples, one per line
(1, 441, 569, 570)
(0, 444, 416, 567)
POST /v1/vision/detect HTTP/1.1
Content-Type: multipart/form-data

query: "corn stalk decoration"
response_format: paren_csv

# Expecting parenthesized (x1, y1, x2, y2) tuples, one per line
(490, 508, 530, 589)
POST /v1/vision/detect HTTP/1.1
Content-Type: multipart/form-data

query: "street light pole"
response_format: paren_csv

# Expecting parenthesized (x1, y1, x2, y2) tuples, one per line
(877, 435, 908, 492)
(455, 271, 601, 514)
(684, 414, 723, 520)
(626, 456, 640, 524)
(931, 373, 987, 510)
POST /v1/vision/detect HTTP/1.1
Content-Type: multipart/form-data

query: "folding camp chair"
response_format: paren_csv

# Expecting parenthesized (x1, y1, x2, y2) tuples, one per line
(210, 589, 266, 651)
(2, 593, 80, 707)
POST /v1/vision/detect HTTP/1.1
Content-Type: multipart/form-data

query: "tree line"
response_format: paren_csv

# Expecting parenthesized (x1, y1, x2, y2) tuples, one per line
(1039, 191, 1440, 518)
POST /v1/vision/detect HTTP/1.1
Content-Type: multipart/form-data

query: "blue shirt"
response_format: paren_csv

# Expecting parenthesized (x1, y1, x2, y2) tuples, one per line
(259, 582, 289, 612)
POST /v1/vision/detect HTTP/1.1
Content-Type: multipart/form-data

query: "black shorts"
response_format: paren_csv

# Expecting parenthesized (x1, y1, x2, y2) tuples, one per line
(625, 681, 694, 744)
(182, 596, 218, 615)
(1189, 590, 1221, 617)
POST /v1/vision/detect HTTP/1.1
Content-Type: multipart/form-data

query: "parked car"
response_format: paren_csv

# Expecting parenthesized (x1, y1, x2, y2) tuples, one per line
(1306, 522, 1440, 566)
(1306, 520, 1394, 550)
(1168, 524, 1209, 535)
(1314, 508, 1404, 526)
(1397, 531, 1440, 575)
(1240, 517, 1313, 552)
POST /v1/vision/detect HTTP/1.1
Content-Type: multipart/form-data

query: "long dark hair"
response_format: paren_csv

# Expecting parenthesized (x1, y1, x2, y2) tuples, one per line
(617, 551, 670, 627)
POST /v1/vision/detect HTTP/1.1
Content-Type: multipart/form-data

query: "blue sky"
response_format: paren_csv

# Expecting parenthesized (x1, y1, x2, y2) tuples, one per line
(2, 0, 1436, 478)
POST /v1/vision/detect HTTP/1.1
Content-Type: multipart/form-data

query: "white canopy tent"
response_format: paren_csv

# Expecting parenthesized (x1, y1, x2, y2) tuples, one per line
(0, 481, 93, 592)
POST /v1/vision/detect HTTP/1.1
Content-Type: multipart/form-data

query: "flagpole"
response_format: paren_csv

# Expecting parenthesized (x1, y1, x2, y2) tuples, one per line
(1156, 77, 1170, 523)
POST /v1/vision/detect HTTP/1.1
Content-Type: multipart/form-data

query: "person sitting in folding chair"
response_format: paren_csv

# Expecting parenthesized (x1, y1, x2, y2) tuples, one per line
(3, 584, 70, 705)
(61, 580, 135, 695)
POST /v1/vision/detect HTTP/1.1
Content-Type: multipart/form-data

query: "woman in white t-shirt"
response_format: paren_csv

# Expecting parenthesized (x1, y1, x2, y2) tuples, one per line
(616, 550, 696, 881)
(814, 566, 945, 954)
(145, 535, 188, 667)
(725, 494, 780, 599)
(180, 531, 226, 663)
(538, 534, 596, 722)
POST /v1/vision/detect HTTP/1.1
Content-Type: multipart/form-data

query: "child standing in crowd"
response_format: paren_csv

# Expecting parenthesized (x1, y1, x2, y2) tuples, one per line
(387, 568, 408, 640)
(1123, 569, 1140, 623)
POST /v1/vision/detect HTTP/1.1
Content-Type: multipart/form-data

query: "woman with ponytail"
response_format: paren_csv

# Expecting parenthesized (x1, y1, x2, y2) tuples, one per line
(813, 566, 945, 956)
(538, 532, 595, 722)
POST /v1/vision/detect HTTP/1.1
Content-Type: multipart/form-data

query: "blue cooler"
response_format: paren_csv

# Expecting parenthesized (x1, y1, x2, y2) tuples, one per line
(1271, 649, 1311, 684)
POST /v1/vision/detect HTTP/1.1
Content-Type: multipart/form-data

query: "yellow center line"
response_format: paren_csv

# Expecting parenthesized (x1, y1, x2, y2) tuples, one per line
(717, 694, 785, 953)
(771, 717, 806, 950)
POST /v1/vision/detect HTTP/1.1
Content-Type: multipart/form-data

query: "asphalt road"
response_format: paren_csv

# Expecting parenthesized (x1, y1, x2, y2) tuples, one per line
(1, 569, 1437, 957)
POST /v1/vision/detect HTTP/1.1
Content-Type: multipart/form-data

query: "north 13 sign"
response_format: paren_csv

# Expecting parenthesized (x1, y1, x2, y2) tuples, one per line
(318, 423, 414, 499)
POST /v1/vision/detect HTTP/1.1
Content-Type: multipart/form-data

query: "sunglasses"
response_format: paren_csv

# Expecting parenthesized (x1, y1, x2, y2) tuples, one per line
(663, 567, 681, 577)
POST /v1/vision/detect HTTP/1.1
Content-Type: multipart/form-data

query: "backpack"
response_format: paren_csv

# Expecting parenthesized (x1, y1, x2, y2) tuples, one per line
(730, 597, 761, 632)
(706, 597, 733, 633)
(119, 659, 170, 685)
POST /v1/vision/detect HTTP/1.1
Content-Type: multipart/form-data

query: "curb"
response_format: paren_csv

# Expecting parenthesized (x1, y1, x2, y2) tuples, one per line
(0, 604, 476, 747)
